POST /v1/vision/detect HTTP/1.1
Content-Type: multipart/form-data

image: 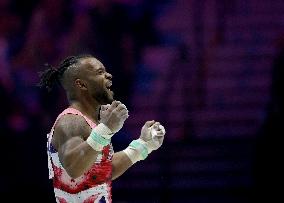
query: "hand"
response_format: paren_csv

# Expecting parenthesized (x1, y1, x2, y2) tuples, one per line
(140, 120, 166, 152)
(99, 101, 129, 133)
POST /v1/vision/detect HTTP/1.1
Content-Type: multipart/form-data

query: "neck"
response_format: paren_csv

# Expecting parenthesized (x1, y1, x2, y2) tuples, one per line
(69, 98, 100, 124)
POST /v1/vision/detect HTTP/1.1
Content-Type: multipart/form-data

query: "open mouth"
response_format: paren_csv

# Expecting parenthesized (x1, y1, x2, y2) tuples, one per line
(106, 81, 112, 91)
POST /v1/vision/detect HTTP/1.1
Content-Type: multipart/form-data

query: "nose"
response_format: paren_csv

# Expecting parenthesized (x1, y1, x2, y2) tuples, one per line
(106, 72, 112, 80)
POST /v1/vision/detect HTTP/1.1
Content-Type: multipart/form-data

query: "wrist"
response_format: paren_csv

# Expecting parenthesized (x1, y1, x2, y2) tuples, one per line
(123, 147, 141, 164)
(87, 129, 111, 151)
(95, 123, 114, 139)
(123, 139, 150, 164)
(137, 138, 155, 154)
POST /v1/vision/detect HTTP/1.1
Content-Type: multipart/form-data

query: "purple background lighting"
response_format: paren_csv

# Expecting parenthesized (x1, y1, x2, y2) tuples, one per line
(0, 0, 283, 202)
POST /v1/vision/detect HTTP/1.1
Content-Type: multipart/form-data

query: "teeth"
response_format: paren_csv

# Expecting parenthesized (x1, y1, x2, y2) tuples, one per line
(106, 81, 112, 89)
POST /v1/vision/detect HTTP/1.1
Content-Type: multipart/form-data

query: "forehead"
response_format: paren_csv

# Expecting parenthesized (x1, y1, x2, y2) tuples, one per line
(80, 57, 104, 71)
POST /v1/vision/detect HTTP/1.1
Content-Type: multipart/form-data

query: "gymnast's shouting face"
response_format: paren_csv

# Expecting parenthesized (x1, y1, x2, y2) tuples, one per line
(61, 56, 114, 105)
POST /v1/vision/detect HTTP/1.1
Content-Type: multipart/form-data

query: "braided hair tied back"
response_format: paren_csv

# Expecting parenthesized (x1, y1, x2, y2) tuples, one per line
(38, 63, 61, 92)
(38, 54, 92, 92)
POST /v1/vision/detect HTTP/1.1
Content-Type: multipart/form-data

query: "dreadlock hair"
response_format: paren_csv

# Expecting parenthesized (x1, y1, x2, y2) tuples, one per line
(38, 54, 92, 92)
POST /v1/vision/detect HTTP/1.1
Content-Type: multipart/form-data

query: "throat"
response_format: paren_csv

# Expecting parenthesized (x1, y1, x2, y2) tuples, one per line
(70, 101, 100, 124)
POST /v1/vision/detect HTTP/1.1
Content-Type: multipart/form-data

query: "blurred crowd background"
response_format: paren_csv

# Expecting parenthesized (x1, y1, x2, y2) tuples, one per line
(0, 0, 283, 202)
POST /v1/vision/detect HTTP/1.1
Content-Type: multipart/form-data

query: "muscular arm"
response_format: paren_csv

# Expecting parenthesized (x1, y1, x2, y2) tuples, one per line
(111, 151, 133, 180)
(52, 114, 100, 179)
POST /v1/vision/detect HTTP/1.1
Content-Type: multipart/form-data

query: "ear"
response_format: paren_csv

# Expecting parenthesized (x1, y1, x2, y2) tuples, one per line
(74, 79, 87, 90)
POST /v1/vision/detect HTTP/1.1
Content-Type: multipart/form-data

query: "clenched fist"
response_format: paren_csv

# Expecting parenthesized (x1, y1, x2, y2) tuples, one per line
(99, 101, 129, 133)
(140, 120, 165, 153)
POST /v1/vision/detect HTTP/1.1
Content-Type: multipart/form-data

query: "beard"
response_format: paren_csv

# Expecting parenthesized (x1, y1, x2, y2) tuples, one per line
(93, 89, 114, 105)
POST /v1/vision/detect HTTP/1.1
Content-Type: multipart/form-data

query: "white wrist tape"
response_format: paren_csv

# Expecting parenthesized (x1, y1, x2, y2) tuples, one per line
(123, 139, 151, 164)
(137, 138, 155, 154)
(123, 124, 166, 164)
(87, 136, 105, 151)
(123, 146, 142, 164)
(95, 123, 114, 139)
(86, 126, 111, 151)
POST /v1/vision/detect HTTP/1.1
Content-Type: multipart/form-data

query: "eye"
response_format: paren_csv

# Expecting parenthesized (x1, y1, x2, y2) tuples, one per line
(98, 70, 104, 74)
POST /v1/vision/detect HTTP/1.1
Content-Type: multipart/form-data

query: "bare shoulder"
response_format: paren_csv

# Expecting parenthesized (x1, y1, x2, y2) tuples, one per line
(52, 114, 92, 150)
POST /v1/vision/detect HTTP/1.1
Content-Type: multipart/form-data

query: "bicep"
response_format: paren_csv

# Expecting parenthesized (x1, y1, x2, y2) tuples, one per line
(58, 136, 84, 161)
(52, 114, 92, 164)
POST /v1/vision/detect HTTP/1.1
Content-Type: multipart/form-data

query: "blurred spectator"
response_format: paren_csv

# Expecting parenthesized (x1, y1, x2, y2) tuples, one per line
(10, 0, 73, 122)
(13, 0, 72, 66)
(59, 11, 95, 56)
(0, 0, 19, 92)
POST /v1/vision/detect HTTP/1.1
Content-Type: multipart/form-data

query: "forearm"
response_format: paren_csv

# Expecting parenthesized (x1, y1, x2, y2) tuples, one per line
(62, 123, 114, 178)
(59, 138, 103, 178)
(111, 139, 154, 180)
(111, 122, 165, 180)
(62, 138, 101, 178)
(111, 151, 133, 180)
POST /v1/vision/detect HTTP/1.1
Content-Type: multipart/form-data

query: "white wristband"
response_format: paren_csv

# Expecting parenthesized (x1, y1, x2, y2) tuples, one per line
(123, 138, 151, 164)
(137, 138, 154, 154)
(86, 136, 105, 151)
(95, 123, 114, 139)
(123, 146, 143, 164)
